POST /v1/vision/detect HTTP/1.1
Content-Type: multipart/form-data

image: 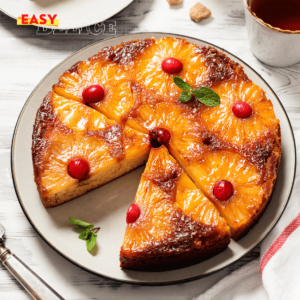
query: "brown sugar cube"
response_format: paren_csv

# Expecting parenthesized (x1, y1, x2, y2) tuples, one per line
(167, 0, 182, 5)
(189, 2, 211, 22)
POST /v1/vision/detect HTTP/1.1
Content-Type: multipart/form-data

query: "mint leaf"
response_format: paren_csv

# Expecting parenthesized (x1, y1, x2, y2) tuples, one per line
(86, 232, 97, 251)
(179, 91, 193, 103)
(69, 217, 94, 229)
(174, 77, 192, 91)
(174, 76, 221, 107)
(192, 87, 221, 107)
(78, 228, 91, 240)
(70, 218, 100, 252)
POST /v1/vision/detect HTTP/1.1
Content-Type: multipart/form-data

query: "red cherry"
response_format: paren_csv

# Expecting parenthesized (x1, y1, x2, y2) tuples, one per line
(150, 128, 171, 148)
(68, 158, 90, 180)
(161, 58, 183, 74)
(126, 204, 140, 224)
(213, 180, 234, 201)
(82, 85, 104, 103)
(232, 101, 252, 119)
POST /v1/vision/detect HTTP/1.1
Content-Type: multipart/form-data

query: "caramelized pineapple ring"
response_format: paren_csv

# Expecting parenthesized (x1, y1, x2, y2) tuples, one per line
(201, 80, 279, 145)
(40, 133, 114, 197)
(53, 60, 133, 123)
(134, 37, 207, 99)
(121, 146, 230, 257)
(187, 150, 266, 240)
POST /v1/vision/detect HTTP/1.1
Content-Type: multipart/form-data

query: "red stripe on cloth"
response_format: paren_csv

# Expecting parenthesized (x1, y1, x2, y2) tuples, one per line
(261, 212, 300, 275)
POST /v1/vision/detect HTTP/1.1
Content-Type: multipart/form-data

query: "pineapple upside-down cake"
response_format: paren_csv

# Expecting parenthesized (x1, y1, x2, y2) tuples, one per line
(33, 37, 281, 270)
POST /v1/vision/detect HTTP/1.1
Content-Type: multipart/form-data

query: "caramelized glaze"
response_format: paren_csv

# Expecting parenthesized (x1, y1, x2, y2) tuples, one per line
(97, 38, 155, 65)
(87, 124, 125, 161)
(196, 46, 250, 87)
(145, 169, 182, 196)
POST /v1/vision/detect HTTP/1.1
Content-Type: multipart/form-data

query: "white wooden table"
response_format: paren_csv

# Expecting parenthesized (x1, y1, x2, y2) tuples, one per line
(0, 0, 299, 299)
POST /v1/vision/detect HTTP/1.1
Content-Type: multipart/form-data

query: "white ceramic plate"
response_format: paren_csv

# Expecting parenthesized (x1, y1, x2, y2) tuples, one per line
(11, 33, 296, 285)
(0, 0, 133, 30)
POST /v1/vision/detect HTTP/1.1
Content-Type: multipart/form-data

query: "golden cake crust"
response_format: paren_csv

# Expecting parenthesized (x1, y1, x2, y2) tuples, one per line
(120, 225, 230, 271)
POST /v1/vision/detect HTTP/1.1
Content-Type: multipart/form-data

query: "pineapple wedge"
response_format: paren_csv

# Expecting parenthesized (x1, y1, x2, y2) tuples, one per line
(120, 146, 230, 270)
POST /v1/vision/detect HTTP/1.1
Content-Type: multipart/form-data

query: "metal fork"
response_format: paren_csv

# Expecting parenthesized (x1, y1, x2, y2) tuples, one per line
(0, 223, 64, 300)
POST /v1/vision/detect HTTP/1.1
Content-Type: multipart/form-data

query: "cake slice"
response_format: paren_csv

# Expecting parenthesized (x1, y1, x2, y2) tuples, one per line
(32, 92, 150, 207)
(120, 146, 231, 270)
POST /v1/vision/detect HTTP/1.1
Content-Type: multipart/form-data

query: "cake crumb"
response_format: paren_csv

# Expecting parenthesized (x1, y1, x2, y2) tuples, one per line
(167, 0, 182, 5)
(189, 2, 211, 22)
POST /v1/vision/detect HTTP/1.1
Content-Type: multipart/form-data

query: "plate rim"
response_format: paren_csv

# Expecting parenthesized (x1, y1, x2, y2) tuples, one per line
(0, 0, 134, 30)
(11, 32, 297, 286)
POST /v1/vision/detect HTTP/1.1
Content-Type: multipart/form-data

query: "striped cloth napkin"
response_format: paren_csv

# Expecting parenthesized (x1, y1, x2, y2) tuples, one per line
(194, 130, 300, 300)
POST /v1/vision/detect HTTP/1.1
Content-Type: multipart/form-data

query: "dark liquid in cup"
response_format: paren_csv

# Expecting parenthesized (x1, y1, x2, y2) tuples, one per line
(251, 0, 300, 31)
